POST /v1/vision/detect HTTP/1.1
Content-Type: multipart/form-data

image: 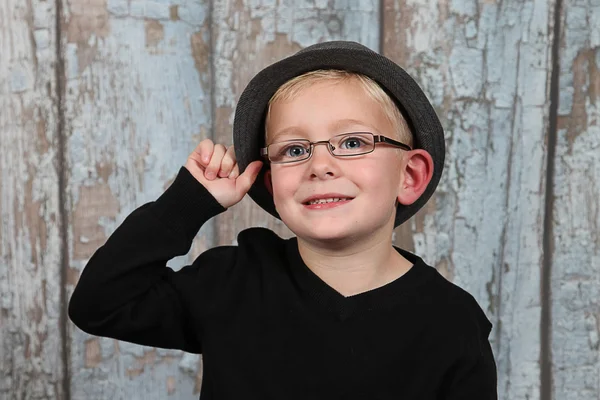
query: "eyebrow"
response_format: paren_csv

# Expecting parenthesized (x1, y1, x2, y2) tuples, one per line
(330, 118, 376, 132)
(270, 119, 377, 142)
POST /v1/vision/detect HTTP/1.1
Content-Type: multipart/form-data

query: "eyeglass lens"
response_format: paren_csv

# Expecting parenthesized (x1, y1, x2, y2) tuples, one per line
(268, 133, 375, 163)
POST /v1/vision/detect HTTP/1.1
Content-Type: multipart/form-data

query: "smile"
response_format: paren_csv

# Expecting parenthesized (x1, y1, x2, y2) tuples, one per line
(306, 197, 353, 205)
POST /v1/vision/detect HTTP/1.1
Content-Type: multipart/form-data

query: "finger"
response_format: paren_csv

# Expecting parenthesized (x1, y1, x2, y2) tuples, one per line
(186, 141, 209, 175)
(219, 146, 236, 177)
(193, 139, 214, 167)
(235, 161, 263, 195)
(205, 144, 227, 180)
(228, 163, 240, 179)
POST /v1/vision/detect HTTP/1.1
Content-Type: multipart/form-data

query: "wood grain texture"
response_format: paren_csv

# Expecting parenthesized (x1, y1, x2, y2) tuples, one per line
(383, 1, 553, 399)
(63, 0, 212, 397)
(211, 0, 380, 245)
(1, 0, 598, 397)
(552, 0, 600, 398)
(0, 0, 64, 398)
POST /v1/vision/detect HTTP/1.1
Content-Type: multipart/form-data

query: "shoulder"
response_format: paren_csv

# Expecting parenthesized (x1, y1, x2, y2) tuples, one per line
(235, 227, 289, 258)
(237, 226, 286, 243)
(409, 256, 493, 341)
(184, 227, 284, 265)
(181, 228, 290, 310)
(190, 227, 287, 270)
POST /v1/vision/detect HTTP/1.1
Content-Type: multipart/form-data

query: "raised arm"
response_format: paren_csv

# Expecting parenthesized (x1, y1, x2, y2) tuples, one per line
(68, 141, 263, 353)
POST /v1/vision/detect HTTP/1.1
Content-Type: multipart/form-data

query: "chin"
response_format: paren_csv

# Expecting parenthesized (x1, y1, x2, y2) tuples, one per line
(288, 220, 366, 244)
(276, 202, 395, 244)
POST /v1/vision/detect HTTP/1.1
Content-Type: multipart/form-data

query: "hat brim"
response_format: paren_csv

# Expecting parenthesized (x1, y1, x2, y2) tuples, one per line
(233, 41, 445, 228)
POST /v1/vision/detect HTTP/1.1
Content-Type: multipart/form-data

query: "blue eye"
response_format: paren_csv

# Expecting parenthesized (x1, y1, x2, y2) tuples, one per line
(282, 145, 309, 158)
(340, 137, 366, 150)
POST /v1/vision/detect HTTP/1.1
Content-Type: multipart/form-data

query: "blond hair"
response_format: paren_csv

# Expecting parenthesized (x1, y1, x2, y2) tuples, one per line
(265, 70, 413, 146)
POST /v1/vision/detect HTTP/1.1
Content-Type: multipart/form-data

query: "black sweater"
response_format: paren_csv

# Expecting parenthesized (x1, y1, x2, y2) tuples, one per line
(69, 167, 497, 400)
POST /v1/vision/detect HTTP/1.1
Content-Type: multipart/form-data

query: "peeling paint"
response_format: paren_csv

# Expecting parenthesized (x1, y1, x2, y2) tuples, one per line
(144, 19, 164, 47)
(190, 30, 210, 79)
(66, 0, 110, 44)
(0, 0, 63, 397)
(2, 0, 596, 398)
(384, 1, 552, 399)
(169, 5, 179, 21)
(72, 184, 120, 260)
(566, 48, 599, 149)
(64, 0, 214, 397)
(84, 338, 102, 368)
(126, 350, 156, 378)
(166, 376, 176, 395)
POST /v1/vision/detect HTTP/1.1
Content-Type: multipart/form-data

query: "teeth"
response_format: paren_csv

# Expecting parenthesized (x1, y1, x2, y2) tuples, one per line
(307, 197, 350, 205)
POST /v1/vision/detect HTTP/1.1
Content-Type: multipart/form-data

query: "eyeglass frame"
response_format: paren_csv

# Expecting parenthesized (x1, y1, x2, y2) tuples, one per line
(259, 132, 412, 164)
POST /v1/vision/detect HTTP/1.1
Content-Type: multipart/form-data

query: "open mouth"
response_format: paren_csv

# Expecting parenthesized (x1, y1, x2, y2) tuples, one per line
(303, 197, 354, 205)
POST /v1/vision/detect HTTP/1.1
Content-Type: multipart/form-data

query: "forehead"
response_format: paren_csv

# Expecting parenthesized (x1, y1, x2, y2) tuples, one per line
(266, 79, 392, 140)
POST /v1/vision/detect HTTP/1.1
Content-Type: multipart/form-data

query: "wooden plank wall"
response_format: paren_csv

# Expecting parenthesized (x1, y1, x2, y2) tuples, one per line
(63, 0, 212, 397)
(0, 0, 64, 398)
(0, 0, 597, 399)
(552, 0, 600, 398)
(384, 1, 554, 398)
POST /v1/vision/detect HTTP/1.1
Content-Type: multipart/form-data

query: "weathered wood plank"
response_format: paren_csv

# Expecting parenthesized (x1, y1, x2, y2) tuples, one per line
(63, 0, 211, 397)
(552, 0, 600, 398)
(383, 1, 553, 399)
(0, 0, 64, 398)
(212, 0, 380, 245)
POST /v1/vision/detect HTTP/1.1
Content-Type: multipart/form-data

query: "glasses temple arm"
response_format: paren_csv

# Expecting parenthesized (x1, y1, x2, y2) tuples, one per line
(375, 135, 412, 151)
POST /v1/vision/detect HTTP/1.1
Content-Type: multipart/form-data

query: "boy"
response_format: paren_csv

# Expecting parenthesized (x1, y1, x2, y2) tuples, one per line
(69, 41, 497, 399)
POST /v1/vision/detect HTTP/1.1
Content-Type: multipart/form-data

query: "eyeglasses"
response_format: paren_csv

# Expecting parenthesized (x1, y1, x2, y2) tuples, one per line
(260, 132, 412, 164)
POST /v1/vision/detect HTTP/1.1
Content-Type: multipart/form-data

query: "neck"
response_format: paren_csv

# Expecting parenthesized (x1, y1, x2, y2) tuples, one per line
(296, 228, 413, 297)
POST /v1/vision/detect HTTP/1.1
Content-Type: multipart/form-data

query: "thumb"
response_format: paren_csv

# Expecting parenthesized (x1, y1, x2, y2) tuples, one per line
(235, 160, 264, 196)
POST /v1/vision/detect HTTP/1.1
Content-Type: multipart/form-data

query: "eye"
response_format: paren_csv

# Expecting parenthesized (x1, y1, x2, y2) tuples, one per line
(339, 136, 367, 150)
(280, 144, 309, 158)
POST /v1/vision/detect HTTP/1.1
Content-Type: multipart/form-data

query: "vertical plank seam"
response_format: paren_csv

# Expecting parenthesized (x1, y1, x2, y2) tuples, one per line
(54, 0, 71, 397)
(208, 0, 217, 249)
(208, 0, 215, 146)
(541, 0, 563, 398)
(378, 0, 385, 53)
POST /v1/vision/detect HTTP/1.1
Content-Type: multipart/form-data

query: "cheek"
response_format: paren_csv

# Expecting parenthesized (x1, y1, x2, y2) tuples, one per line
(354, 157, 402, 194)
(270, 168, 300, 205)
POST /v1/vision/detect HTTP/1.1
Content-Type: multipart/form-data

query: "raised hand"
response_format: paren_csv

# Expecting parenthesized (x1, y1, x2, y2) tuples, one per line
(184, 139, 263, 208)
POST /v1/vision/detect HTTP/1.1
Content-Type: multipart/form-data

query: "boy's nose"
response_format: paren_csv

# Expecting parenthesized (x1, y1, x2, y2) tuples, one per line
(308, 144, 338, 179)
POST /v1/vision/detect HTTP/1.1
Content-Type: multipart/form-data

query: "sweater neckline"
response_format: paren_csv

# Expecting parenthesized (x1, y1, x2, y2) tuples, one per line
(284, 237, 435, 321)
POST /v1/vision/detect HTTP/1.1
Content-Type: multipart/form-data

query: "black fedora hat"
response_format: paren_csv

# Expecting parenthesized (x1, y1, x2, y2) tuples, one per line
(233, 41, 445, 227)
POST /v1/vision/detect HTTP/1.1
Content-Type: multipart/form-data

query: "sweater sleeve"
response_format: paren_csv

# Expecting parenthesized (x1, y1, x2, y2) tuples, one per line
(68, 166, 228, 353)
(440, 303, 498, 400)
(441, 336, 497, 400)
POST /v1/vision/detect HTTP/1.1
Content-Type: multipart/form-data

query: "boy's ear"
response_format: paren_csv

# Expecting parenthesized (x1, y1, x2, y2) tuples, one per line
(264, 169, 273, 196)
(397, 149, 434, 206)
